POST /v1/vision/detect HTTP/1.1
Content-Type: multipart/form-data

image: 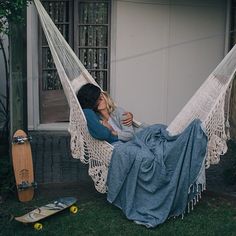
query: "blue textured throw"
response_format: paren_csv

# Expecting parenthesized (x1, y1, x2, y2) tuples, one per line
(107, 119, 207, 228)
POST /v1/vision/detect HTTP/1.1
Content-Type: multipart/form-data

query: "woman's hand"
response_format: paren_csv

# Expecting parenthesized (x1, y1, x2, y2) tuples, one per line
(111, 130, 118, 136)
(101, 120, 118, 136)
(122, 112, 133, 126)
(102, 120, 114, 131)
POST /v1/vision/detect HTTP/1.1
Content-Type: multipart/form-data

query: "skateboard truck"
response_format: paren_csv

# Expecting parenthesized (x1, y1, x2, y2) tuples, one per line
(17, 181, 37, 191)
(12, 135, 32, 144)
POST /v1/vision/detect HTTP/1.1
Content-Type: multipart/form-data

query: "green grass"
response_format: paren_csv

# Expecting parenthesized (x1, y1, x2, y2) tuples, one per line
(1, 141, 236, 235)
(1, 192, 236, 236)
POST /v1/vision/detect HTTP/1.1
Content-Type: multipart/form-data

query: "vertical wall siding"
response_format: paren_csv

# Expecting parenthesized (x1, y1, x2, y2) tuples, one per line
(113, 0, 226, 125)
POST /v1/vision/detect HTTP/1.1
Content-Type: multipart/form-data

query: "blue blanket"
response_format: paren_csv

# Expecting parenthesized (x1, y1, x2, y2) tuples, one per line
(107, 120, 207, 228)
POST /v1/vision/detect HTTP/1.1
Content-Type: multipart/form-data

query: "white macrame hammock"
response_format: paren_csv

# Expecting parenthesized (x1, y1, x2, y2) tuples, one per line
(34, 0, 236, 193)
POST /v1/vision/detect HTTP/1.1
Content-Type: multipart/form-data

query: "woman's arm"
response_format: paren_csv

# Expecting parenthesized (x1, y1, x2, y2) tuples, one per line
(111, 107, 135, 142)
(101, 119, 118, 136)
(83, 109, 118, 143)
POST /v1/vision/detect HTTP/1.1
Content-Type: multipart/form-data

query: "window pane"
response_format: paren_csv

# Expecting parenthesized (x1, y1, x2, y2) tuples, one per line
(79, 48, 107, 69)
(78, 26, 108, 47)
(43, 1, 70, 22)
(79, 2, 108, 24)
(42, 48, 55, 69)
(90, 71, 107, 90)
(77, 1, 110, 90)
(42, 70, 62, 90)
(41, 0, 70, 90)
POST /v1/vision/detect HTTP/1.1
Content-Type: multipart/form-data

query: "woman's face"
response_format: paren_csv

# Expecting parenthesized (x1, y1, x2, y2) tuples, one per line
(97, 94, 107, 111)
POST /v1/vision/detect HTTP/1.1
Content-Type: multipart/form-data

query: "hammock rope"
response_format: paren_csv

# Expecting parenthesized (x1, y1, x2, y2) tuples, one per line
(167, 48, 236, 167)
(34, 0, 235, 193)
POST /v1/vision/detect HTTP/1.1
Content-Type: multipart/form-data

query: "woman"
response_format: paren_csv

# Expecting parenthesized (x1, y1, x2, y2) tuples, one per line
(77, 83, 134, 143)
(97, 91, 136, 142)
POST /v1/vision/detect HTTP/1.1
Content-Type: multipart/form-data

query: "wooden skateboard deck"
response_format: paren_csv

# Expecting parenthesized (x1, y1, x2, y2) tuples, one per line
(15, 197, 77, 224)
(12, 130, 35, 202)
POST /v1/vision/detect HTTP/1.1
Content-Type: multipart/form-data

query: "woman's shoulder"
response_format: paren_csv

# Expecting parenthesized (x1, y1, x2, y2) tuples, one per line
(83, 108, 98, 117)
(83, 108, 94, 113)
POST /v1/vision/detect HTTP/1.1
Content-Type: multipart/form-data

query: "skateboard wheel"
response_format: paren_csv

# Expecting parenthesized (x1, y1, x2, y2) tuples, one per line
(34, 223, 43, 230)
(70, 206, 78, 214)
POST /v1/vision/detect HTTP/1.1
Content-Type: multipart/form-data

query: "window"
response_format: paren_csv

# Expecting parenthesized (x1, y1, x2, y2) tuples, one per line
(39, 0, 111, 123)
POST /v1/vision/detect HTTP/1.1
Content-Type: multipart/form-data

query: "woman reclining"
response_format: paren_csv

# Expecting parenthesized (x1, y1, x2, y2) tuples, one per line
(77, 83, 208, 228)
(77, 83, 137, 143)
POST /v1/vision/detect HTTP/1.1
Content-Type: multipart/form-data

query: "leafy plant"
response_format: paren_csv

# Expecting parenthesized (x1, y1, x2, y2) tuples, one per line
(0, 0, 32, 34)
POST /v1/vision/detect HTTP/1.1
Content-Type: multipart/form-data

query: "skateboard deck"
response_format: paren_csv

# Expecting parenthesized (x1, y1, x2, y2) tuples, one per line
(12, 129, 35, 202)
(15, 197, 77, 226)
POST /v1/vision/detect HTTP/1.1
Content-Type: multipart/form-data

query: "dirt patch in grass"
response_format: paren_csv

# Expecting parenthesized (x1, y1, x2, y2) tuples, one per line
(35, 181, 105, 204)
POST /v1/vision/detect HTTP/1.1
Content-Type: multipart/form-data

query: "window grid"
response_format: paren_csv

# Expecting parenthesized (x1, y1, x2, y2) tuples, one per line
(39, 0, 111, 123)
(75, 0, 111, 90)
(41, 0, 72, 90)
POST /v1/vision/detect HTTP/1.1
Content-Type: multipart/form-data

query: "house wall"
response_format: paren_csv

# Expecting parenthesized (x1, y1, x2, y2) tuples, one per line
(27, 0, 228, 129)
(112, 0, 227, 125)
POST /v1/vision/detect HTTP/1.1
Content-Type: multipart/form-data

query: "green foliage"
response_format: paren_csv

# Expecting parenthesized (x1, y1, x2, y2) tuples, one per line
(0, 0, 32, 34)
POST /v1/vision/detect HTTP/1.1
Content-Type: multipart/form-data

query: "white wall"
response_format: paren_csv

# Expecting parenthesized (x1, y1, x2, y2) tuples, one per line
(112, 0, 227, 125)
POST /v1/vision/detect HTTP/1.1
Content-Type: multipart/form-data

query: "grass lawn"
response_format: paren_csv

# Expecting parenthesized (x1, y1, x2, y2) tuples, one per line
(1, 141, 236, 235)
(1, 190, 236, 236)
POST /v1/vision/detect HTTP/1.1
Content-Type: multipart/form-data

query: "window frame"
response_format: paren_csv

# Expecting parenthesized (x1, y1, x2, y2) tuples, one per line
(38, 0, 111, 124)
(38, 0, 73, 123)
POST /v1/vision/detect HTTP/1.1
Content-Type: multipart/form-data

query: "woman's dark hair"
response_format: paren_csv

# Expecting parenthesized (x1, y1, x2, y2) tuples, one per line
(77, 83, 101, 109)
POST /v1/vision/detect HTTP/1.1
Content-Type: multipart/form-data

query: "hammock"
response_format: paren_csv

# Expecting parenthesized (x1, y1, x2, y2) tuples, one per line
(34, 0, 236, 193)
